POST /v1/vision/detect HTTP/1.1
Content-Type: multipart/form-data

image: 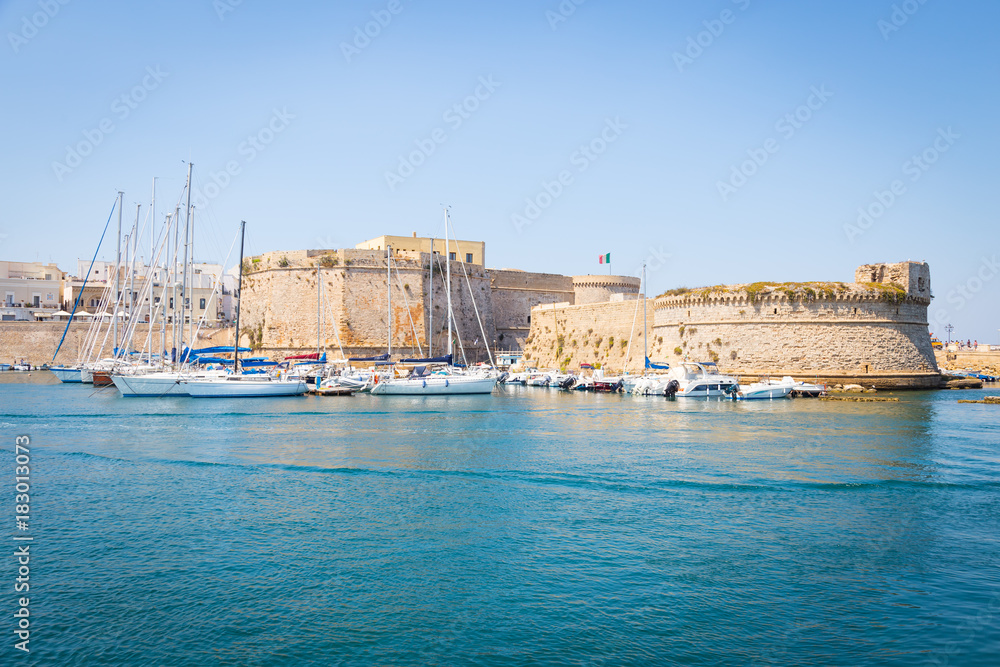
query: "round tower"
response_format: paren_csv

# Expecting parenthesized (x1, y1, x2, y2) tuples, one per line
(572, 275, 641, 305)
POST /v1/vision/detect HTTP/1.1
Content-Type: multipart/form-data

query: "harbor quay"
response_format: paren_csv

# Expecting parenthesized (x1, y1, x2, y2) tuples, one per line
(0, 245, 974, 390)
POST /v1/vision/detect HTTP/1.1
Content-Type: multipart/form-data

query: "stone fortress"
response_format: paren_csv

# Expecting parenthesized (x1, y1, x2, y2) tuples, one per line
(522, 260, 941, 388)
(238, 233, 939, 387)
(237, 234, 642, 363)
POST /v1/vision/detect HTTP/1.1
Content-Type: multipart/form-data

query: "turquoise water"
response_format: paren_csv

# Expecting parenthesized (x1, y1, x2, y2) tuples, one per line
(2, 377, 1000, 665)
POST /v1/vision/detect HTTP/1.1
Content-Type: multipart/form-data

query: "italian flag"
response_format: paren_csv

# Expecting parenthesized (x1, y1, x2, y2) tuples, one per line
(598, 253, 610, 264)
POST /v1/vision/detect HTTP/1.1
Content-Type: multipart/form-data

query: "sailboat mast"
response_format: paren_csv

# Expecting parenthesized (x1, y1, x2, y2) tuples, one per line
(234, 220, 246, 372)
(428, 237, 433, 356)
(387, 244, 392, 357)
(188, 205, 195, 347)
(181, 162, 193, 357)
(445, 209, 452, 358)
(642, 263, 647, 370)
(172, 204, 180, 362)
(131, 204, 140, 326)
(150, 177, 157, 357)
(317, 263, 322, 357)
(114, 191, 123, 356)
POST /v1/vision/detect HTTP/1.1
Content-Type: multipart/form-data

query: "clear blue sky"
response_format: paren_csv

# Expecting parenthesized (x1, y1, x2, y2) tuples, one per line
(1, 0, 997, 342)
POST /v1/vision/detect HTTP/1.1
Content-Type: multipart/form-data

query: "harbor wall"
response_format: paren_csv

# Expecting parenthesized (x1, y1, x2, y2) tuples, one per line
(0, 322, 234, 366)
(521, 299, 657, 372)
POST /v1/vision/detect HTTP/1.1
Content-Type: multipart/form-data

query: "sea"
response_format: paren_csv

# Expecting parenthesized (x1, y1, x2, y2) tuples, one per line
(2, 374, 999, 666)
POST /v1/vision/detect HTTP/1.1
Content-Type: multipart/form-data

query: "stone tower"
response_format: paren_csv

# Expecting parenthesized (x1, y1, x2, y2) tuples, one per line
(855, 261, 931, 303)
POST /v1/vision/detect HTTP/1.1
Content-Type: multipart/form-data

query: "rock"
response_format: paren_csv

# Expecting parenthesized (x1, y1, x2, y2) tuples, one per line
(843, 384, 865, 392)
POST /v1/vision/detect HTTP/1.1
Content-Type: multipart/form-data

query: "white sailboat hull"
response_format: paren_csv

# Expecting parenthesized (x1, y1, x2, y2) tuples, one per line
(370, 375, 497, 395)
(50, 367, 84, 383)
(112, 373, 191, 397)
(181, 376, 308, 398)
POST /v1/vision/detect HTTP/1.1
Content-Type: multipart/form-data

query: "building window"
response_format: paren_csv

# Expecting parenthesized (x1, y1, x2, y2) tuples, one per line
(32, 296, 40, 307)
(154, 297, 160, 304)
(199, 298, 206, 309)
(449, 252, 456, 261)
(918, 277, 925, 291)
(169, 298, 174, 309)
(466, 253, 473, 263)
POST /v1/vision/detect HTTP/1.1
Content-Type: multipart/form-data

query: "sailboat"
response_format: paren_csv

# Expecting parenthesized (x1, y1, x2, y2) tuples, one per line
(370, 208, 497, 396)
(178, 220, 307, 398)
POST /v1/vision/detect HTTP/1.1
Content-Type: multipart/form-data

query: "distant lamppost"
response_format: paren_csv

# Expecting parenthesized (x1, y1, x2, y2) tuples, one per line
(945, 323, 954, 346)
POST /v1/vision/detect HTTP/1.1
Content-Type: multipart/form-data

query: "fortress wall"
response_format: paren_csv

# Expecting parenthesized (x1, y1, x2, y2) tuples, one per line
(425, 257, 495, 362)
(655, 294, 931, 324)
(0, 322, 235, 366)
(489, 269, 574, 350)
(239, 249, 497, 362)
(521, 299, 656, 372)
(521, 262, 941, 387)
(649, 295, 938, 381)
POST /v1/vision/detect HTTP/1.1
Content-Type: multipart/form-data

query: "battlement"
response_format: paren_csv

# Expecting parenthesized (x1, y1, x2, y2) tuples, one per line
(572, 274, 641, 305)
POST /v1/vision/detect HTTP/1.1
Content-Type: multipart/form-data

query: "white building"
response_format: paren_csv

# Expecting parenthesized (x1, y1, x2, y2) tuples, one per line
(67, 260, 236, 324)
(0, 261, 65, 321)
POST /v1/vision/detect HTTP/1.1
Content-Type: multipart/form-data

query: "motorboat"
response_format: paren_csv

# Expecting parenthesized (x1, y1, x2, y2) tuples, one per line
(757, 376, 826, 397)
(727, 382, 793, 400)
(666, 362, 738, 397)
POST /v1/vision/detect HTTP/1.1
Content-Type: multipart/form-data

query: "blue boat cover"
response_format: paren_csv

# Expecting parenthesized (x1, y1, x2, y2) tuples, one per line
(399, 354, 453, 364)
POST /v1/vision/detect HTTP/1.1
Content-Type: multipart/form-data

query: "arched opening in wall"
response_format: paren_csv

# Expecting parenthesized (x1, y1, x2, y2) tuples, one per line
(918, 277, 925, 292)
(773, 308, 777, 315)
(687, 310, 691, 317)
(527, 315, 531, 325)
(864, 364, 869, 373)
(871, 270, 877, 282)
(853, 307, 857, 315)
(879, 267, 885, 282)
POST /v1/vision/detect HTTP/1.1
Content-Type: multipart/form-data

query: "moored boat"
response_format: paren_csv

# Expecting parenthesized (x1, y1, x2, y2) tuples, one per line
(50, 366, 84, 383)
(181, 375, 308, 398)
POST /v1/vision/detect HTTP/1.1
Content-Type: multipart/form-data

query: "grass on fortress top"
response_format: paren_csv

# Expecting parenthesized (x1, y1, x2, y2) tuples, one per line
(657, 281, 909, 303)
